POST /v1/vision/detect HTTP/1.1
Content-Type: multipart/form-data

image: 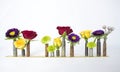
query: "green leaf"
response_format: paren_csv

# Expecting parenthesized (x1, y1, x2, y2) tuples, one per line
(87, 42, 96, 48)
(41, 36, 51, 44)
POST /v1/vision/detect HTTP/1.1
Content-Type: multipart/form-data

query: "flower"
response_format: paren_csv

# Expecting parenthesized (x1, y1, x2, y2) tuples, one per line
(80, 30, 91, 39)
(57, 26, 73, 35)
(68, 33, 80, 43)
(87, 42, 96, 48)
(14, 38, 26, 49)
(107, 26, 114, 32)
(41, 36, 51, 44)
(53, 37, 62, 48)
(47, 45, 55, 53)
(102, 25, 107, 29)
(5, 28, 19, 38)
(21, 30, 37, 40)
(92, 30, 104, 36)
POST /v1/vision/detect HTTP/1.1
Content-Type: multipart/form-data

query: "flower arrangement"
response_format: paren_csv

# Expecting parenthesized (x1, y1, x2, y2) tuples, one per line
(56, 26, 73, 57)
(5, 25, 114, 57)
(5, 28, 20, 57)
(80, 30, 91, 56)
(5, 29, 37, 57)
(68, 33, 80, 57)
(102, 25, 114, 56)
(92, 30, 104, 56)
(53, 37, 62, 57)
(41, 36, 51, 57)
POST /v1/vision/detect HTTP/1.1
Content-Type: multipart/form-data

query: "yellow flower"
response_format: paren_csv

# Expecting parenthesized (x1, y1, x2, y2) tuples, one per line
(53, 37, 62, 48)
(14, 38, 26, 49)
(80, 30, 91, 39)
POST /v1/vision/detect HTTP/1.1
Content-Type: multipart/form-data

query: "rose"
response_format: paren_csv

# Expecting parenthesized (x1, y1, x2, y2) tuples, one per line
(21, 30, 37, 40)
(57, 26, 73, 35)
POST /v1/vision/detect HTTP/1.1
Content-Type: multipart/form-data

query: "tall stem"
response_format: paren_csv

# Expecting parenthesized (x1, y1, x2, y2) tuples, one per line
(85, 40, 88, 56)
(97, 39, 101, 56)
(70, 43, 74, 57)
(103, 38, 107, 56)
(26, 40, 30, 57)
(61, 36, 66, 57)
(45, 44, 49, 57)
(13, 39, 17, 57)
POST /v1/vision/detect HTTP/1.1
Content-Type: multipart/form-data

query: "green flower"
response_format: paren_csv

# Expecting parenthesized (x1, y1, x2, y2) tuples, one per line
(87, 42, 96, 48)
(47, 45, 55, 52)
(41, 36, 51, 44)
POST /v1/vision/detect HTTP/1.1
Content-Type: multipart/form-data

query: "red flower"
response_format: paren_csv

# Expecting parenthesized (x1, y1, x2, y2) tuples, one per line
(22, 30, 37, 40)
(57, 26, 73, 35)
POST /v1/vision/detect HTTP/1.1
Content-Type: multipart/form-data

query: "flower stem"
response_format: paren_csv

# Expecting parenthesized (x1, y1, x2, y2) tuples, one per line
(13, 39, 17, 57)
(45, 44, 49, 57)
(70, 43, 74, 57)
(85, 39, 88, 56)
(61, 36, 66, 57)
(26, 40, 30, 57)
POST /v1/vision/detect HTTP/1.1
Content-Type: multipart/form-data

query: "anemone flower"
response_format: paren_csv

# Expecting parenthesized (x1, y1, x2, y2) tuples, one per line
(41, 36, 51, 57)
(68, 33, 80, 57)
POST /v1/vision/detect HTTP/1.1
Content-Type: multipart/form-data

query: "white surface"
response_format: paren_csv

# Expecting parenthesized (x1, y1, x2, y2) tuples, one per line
(0, 0, 120, 72)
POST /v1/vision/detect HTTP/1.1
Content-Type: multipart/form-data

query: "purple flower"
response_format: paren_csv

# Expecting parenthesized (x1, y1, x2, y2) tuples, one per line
(5, 28, 19, 38)
(68, 33, 80, 43)
(92, 30, 104, 36)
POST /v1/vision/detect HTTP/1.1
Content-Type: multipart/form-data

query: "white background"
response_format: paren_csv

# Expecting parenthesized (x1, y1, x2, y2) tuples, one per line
(0, 0, 120, 72)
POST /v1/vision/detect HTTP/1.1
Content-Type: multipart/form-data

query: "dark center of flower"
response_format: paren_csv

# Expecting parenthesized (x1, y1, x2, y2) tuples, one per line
(9, 31, 15, 36)
(72, 36, 76, 40)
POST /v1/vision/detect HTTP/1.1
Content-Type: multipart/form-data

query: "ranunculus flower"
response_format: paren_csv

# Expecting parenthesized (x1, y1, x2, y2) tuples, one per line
(5, 28, 19, 38)
(14, 38, 26, 49)
(57, 26, 73, 35)
(21, 30, 37, 40)
(80, 30, 91, 39)
(92, 30, 104, 36)
(68, 33, 80, 43)
(53, 37, 62, 48)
